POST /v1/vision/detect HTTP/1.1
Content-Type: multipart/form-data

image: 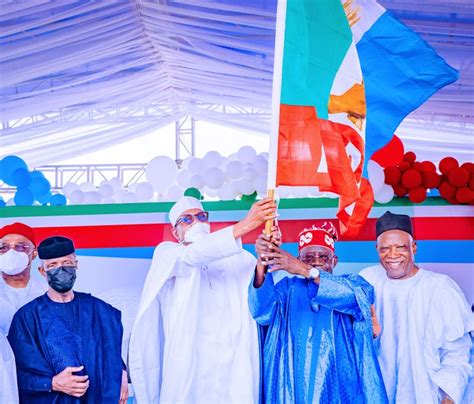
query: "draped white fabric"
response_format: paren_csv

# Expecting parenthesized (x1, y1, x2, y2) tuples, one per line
(0, 0, 472, 166)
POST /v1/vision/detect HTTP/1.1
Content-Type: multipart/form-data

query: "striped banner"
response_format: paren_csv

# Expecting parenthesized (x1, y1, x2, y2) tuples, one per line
(2, 197, 473, 302)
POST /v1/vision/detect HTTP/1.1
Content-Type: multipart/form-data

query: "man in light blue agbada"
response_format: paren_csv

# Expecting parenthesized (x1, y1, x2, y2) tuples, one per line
(249, 222, 387, 403)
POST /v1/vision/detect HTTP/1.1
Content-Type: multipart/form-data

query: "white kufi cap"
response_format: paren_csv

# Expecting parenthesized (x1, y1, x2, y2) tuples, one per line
(168, 196, 203, 225)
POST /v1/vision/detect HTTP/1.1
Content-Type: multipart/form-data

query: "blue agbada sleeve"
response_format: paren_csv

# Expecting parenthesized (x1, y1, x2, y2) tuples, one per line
(310, 271, 371, 321)
(248, 272, 289, 326)
(8, 309, 54, 393)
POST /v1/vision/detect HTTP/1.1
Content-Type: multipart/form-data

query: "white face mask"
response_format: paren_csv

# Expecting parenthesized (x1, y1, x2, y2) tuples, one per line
(183, 222, 211, 243)
(0, 249, 29, 276)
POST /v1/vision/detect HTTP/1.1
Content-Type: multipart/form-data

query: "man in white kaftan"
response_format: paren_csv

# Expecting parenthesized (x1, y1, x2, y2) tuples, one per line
(129, 196, 277, 404)
(360, 211, 474, 404)
(1, 294, 18, 403)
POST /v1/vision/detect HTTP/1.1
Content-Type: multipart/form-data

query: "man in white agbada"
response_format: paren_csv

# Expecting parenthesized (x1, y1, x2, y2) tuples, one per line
(0, 222, 46, 403)
(129, 196, 277, 404)
(0, 222, 47, 332)
(360, 211, 474, 404)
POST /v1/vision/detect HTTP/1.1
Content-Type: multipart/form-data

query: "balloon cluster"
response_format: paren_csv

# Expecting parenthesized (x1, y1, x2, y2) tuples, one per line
(0, 155, 66, 207)
(59, 147, 270, 205)
(381, 153, 473, 205)
(437, 157, 474, 204)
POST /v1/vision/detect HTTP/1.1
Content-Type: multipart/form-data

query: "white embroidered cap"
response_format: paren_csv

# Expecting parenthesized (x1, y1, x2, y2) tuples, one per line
(168, 196, 203, 225)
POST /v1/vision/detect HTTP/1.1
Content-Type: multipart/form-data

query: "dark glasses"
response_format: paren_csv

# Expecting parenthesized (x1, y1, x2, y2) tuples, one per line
(175, 211, 209, 227)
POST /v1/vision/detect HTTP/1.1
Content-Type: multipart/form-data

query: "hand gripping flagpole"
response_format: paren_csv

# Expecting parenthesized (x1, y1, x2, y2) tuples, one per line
(265, 0, 287, 236)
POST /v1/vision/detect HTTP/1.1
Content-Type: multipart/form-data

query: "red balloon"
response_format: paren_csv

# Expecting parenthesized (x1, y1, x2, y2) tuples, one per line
(439, 181, 457, 199)
(448, 167, 469, 188)
(371, 135, 405, 168)
(399, 161, 411, 172)
(456, 187, 474, 204)
(439, 157, 459, 175)
(401, 169, 422, 189)
(403, 151, 417, 164)
(384, 166, 401, 185)
(469, 173, 474, 190)
(411, 161, 423, 172)
(409, 187, 427, 203)
(393, 183, 408, 197)
(422, 171, 441, 189)
(420, 161, 436, 172)
(461, 162, 474, 174)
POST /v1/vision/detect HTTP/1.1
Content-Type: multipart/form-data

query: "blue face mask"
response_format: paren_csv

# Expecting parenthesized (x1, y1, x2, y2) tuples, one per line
(46, 265, 77, 293)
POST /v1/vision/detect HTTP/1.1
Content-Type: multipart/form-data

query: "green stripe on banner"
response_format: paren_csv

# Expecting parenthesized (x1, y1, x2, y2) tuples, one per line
(0, 197, 452, 218)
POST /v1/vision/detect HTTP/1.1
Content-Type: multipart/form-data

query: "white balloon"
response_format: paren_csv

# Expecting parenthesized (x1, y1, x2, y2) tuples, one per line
(102, 197, 116, 204)
(99, 183, 114, 198)
(227, 153, 238, 161)
(203, 186, 218, 198)
(109, 177, 123, 191)
(181, 156, 194, 169)
(135, 182, 155, 201)
(367, 160, 385, 194)
(375, 183, 395, 204)
(146, 156, 178, 193)
(203, 151, 224, 169)
(113, 189, 128, 203)
(242, 167, 257, 182)
(204, 168, 225, 189)
(122, 192, 137, 203)
(127, 183, 138, 193)
(225, 161, 243, 180)
(69, 190, 84, 204)
(83, 191, 102, 204)
(188, 157, 204, 174)
(189, 175, 205, 189)
(167, 185, 184, 201)
(236, 179, 255, 195)
(63, 182, 80, 197)
(255, 176, 268, 195)
(237, 146, 257, 164)
(259, 152, 269, 160)
(217, 183, 237, 201)
(6, 198, 15, 206)
(177, 169, 193, 188)
(80, 182, 96, 192)
(253, 156, 268, 173)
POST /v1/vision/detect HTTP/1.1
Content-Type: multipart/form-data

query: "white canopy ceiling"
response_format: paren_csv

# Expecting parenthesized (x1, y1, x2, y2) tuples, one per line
(1, 0, 473, 167)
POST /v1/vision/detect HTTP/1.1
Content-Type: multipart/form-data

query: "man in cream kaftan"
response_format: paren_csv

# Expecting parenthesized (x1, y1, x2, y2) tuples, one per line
(360, 211, 474, 404)
(129, 197, 276, 404)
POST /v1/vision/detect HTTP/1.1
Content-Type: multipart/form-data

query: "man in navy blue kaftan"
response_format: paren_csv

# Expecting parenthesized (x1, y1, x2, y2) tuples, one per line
(249, 223, 387, 403)
(8, 236, 128, 403)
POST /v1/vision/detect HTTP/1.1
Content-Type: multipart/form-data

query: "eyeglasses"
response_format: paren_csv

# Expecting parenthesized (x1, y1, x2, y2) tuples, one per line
(175, 211, 209, 227)
(300, 253, 333, 264)
(0, 243, 34, 255)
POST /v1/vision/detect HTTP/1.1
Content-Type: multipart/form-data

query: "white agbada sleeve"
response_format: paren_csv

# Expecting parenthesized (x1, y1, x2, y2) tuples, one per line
(426, 277, 474, 403)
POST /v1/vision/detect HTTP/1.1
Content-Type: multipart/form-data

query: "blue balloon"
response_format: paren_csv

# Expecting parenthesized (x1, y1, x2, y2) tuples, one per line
(0, 200, 5, 208)
(30, 170, 45, 180)
(50, 194, 67, 206)
(37, 192, 52, 205)
(12, 168, 32, 188)
(1, 156, 28, 186)
(14, 188, 34, 206)
(29, 177, 51, 199)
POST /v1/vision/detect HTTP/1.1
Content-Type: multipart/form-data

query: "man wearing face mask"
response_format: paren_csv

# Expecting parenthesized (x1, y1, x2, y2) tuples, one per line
(249, 222, 387, 403)
(129, 196, 277, 404)
(8, 235, 129, 403)
(0, 223, 48, 333)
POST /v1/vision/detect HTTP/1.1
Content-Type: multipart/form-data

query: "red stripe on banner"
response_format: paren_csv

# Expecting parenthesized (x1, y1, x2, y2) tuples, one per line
(31, 216, 473, 249)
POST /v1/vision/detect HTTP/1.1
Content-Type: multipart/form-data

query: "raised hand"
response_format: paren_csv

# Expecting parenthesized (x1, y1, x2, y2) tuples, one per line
(233, 198, 277, 239)
(261, 246, 311, 277)
(52, 366, 89, 398)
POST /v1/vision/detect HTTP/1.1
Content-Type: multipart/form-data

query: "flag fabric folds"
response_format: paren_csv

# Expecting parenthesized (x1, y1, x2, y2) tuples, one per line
(270, 0, 458, 236)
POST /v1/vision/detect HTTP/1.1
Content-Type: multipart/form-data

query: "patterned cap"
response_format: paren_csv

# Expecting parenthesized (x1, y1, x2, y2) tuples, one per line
(298, 222, 338, 252)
